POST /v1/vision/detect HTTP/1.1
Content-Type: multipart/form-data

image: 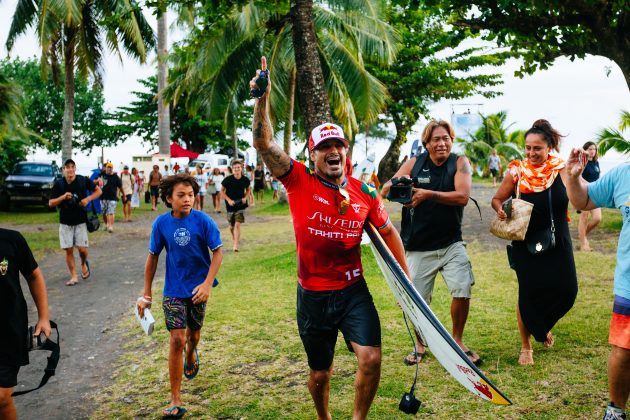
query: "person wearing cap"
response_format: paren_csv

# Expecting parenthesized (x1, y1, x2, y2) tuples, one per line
(49, 159, 102, 285)
(250, 56, 410, 419)
(100, 162, 123, 233)
(380, 119, 481, 367)
(120, 165, 134, 222)
(220, 160, 251, 252)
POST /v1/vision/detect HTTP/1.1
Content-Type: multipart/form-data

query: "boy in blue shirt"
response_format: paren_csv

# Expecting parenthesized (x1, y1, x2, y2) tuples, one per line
(137, 174, 223, 418)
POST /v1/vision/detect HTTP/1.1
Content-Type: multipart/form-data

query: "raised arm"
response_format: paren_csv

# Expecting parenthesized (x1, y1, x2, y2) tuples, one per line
(565, 148, 597, 211)
(251, 56, 291, 178)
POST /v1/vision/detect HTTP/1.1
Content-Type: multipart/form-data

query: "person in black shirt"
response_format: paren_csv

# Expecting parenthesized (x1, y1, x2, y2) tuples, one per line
(100, 163, 123, 233)
(381, 120, 481, 367)
(254, 163, 265, 203)
(221, 160, 251, 252)
(0, 229, 51, 420)
(49, 159, 102, 286)
(578, 141, 602, 251)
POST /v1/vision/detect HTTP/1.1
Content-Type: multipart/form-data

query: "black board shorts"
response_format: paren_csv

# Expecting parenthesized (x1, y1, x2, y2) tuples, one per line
(296, 279, 381, 371)
(0, 364, 20, 388)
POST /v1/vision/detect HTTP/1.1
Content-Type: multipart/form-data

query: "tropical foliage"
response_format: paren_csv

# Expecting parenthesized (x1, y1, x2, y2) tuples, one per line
(0, 70, 37, 176)
(6, 0, 155, 161)
(166, 0, 398, 152)
(456, 111, 524, 175)
(111, 76, 251, 153)
(0, 58, 112, 153)
(373, 1, 510, 180)
(597, 110, 630, 156)
(432, 0, 630, 90)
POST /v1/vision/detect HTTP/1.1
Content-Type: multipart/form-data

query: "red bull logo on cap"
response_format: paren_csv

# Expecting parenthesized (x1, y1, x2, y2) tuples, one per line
(309, 122, 348, 151)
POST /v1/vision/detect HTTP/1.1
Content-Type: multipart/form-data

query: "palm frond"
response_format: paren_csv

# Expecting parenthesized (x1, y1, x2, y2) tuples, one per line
(6, 0, 38, 51)
(597, 128, 630, 156)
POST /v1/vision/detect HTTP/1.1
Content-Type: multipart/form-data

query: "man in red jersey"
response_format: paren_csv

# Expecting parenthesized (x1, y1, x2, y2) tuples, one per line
(250, 57, 410, 420)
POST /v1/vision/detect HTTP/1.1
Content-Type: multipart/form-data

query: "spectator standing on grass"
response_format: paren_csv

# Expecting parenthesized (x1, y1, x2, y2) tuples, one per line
(131, 167, 142, 209)
(137, 174, 223, 419)
(208, 168, 224, 213)
(149, 165, 162, 211)
(120, 165, 134, 222)
(193, 164, 208, 211)
(578, 141, 602, 252)
(221, 160, 250, 252)
(0, 229, 52, 420)
(254, 163, 265, 204)
(488, 149, 502, 187)
(251, 57, 410, 420)
(49, 159, 102, 285)
(565, 151, 630, 420)
(100, 163, 123, 233)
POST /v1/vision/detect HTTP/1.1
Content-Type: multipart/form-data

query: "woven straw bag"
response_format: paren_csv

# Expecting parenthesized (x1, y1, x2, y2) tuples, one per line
(489, 170, 533, 241)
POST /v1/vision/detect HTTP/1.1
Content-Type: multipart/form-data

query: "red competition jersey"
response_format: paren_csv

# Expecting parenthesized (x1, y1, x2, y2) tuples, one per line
(280, 160, 390, 291)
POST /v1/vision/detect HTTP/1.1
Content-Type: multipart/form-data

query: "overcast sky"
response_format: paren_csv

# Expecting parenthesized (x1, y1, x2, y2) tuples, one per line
(1, 1, 629, 174)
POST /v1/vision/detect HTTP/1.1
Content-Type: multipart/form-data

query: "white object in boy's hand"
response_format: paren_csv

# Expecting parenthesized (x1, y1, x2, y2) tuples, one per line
(134, 304, 155, 335)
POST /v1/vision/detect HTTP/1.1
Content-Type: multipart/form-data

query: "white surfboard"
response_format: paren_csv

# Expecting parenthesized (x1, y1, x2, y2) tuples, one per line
(366, 223, 511, 405)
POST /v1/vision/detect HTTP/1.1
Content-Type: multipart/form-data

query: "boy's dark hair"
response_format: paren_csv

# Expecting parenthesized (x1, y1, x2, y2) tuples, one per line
(159, 174, 199, 208)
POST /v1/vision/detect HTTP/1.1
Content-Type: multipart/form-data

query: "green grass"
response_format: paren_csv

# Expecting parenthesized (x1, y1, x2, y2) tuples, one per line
(93, 209, 618, 419)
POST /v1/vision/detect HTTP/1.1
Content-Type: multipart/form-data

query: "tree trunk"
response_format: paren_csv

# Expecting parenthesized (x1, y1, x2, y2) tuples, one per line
(232, 127, 239, 160)
(283, 67, 297, 153)
(377, 117, 407, 182)
(289, 0, 331, 136)
(157, 4, 171, 155)
(61, 39, 76, 163)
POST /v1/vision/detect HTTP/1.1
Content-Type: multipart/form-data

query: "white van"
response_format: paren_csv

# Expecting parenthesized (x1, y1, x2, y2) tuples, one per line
(189, 154, 230, 173)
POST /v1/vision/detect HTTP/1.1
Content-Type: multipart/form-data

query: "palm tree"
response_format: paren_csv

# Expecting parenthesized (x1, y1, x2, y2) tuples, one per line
(167, 0, 397, 151)
(156, 1, 170, 156)
(456, 111, 524, 174)
(6, 1, 155, 162)
(597, 110, 630, 156)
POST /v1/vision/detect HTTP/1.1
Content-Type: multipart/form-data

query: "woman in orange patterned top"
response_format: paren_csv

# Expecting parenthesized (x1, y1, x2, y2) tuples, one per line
(491, 119, 578, 366)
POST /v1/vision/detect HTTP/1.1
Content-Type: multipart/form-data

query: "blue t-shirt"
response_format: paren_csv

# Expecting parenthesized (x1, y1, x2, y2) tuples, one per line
(149, 210, 222, 298)
(588, 164, 630, 299)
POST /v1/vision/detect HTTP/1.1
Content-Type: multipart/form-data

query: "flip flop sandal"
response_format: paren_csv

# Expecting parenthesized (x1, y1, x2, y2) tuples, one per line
(81, 260, 91, 280)
(465, 350, 483, 367)
(65, 279, 79, 286)
(403, 351, 426, 366)
(183, 348, 199, 380)
(162, 405, 187, 419)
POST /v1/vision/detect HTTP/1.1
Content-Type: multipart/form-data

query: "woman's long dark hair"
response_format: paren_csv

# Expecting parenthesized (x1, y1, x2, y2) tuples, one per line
(524, 119, 564, 152)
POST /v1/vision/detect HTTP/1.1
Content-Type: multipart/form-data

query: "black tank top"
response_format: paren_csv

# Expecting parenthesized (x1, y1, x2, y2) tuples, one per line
(401, 154, 463, 251)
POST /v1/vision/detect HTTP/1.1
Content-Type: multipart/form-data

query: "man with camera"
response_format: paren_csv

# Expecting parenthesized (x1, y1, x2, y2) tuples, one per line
(0, 228, 51, 420)
(250, 57, 410, 419)
(49, 159, 102, 286)
(221, 159, 251, 252)
(381, 120, 481, 367)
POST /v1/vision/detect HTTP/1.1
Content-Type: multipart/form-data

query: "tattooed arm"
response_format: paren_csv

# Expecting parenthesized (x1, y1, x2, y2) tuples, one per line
(251, 56, 291, 178)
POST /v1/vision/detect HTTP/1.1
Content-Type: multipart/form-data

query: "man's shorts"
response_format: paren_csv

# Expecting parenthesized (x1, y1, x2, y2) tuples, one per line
(254, 182, 264, 192)
(297, 279, 381, 371)
(610, 295, 630, 349)
(59, 223, 88, 249)
(150, 185, 159, 197)
(101, 200, 117, 215)
(406, 241, 475, 305)
(490, 168, 498, 177)
(162, 296, 207, 331)
(227, 211, 245, 226)
(123, 194, 132, 203)
(0, 364, 20, 388)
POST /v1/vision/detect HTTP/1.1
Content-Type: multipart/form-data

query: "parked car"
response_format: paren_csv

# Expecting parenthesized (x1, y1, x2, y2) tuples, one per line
(0, 161, 62, 211)
(188, 154, 231, 173)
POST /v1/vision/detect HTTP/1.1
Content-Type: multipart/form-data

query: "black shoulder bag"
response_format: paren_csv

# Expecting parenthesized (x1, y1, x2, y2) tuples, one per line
(526, 188, 556, 255)
(81, 176, 100, 233)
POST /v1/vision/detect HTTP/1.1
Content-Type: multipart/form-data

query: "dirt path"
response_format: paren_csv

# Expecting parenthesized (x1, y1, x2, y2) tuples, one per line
(10, 184, 611, 418)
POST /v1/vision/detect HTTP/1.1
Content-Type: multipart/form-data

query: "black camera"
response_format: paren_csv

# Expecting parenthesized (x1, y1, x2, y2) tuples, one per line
(64, 193, 80, 207)
(26, 326, 48, 352)
(387, 177, 420, 203)
(251, 69, 269, 98)
(399, 391, 421, 414)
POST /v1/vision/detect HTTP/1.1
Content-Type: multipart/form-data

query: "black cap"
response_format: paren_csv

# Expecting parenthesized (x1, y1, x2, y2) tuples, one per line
(63, 158, 76, 166)
(123, 165, 129, 169)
